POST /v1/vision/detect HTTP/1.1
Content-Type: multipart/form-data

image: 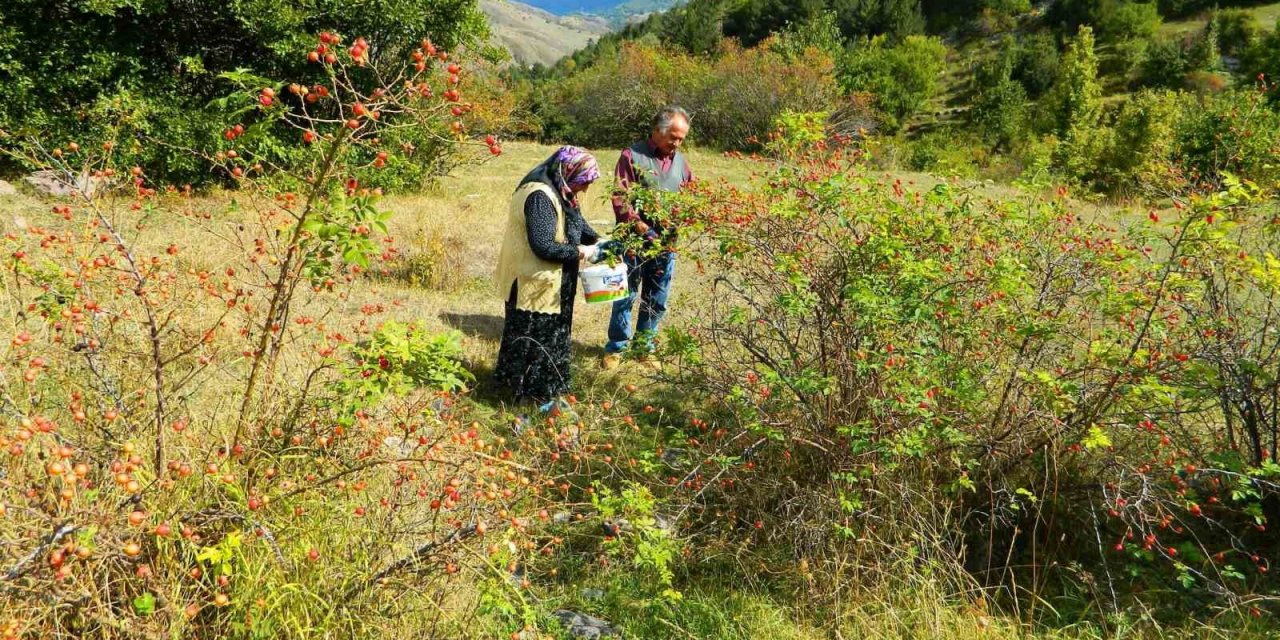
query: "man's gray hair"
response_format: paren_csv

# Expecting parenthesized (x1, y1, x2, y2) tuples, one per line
(652, 106, 691, 134)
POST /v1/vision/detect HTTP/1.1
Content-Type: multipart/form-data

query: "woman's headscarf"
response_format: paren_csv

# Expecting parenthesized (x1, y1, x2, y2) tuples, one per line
(519, 145, 600, 208)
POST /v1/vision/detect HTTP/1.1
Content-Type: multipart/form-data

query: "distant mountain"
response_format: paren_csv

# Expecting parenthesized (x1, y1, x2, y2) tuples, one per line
(481, 0, 612, 66)
(515, 0, 680, 20)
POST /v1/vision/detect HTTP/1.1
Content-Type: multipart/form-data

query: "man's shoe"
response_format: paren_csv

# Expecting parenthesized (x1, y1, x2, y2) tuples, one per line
(601, 353, 623, 370)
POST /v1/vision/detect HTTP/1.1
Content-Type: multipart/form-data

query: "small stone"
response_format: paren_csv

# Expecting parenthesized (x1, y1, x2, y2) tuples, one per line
(553, 609, 620, 639)
(24, 170, 103, 198)
(0, 180, 16, 196)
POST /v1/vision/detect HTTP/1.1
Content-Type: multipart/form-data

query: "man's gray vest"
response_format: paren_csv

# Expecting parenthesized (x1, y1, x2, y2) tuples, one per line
(628, 142, 687, 193)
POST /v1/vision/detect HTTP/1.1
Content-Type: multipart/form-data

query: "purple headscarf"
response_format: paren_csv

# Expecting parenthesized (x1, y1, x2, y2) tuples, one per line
(552, 146, 599, 205)
(518, 145, 600, 208)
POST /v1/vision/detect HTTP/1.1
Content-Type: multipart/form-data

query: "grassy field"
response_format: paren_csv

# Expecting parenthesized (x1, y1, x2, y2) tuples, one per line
(5, 141, 1267, 639)
(1158, 1, 1280, 39)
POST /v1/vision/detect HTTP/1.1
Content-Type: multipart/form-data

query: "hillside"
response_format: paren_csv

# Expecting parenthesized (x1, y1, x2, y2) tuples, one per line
(481, 0, 612, 66)
(512, 0, 678, 19)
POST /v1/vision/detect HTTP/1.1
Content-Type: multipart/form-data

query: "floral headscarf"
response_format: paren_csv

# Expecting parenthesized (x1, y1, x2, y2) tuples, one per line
(519, 146, 600, 209)
(550, 146, 600, 205)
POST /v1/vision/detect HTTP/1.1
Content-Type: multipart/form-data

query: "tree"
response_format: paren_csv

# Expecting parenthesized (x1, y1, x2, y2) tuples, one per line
(1186, 9, 1221, 72)
(1042, 26, 1108, 181)
(1241, 19, 1280, 104)
(830, 0, 926, 41)
(1041, 25, 1102, 139)
(0, 0, 489, 183)
(969, 38, 1027, 150)
(660, 0, 730, 55)
(1012, 32, 1061, 98)
(838, 35, 949, 132)
(1098, 1, 1161, 41)
(723, 0, 826, 48)
(771, 11, 847, 60)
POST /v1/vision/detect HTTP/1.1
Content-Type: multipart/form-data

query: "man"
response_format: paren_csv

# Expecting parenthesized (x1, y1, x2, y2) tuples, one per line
(602, 106, 693, 371)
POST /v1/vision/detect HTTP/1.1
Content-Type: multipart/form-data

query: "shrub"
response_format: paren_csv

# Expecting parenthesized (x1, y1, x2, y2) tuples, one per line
(1140, 37, 1194, 88)
(969, 66, 1029, 151)
(1099, 0, 1163, 41)
(659, 141, 1280, 627)
(1217, 8, 1263, 56)
(1012, 31, 1061, 98)
(0, 32, 571, 639)
(0, 1, 489, 186)
(903, 128, 982, 175)
(838, 34, 949, 132)
(1171, 88, 1280, 189)
(546, 39, 839, 150)
(1241, 20, 1280, 104)
(1097, 88, 1182, 194)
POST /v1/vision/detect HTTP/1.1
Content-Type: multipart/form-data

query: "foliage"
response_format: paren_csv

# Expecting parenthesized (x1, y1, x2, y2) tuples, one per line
(1042, 26, 1104, 138)
(828, 0, 927, 41)
(544, 39, 839, 150)
(1011, 31, 1062, 99)
(969, 39, 1029, 150)
(1241, 19, 1280, 104)
(0, 0, 489, 186)
(1217, 8, 1263, 56)
(0, 31, 548, 639)
(723, 0, 828, 47)
(838, 35, 949, 132)
(331, 322, 474, 416)
(1099, 0, 1163, 41)
(660, 138, 1280, 630)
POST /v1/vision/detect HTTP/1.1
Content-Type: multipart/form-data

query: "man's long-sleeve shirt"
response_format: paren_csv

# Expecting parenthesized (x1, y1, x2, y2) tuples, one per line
(611, 143, 694, 227)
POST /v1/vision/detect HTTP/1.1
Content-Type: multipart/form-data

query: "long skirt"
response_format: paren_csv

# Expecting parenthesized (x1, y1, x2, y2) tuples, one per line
(493, 268, 578, 402)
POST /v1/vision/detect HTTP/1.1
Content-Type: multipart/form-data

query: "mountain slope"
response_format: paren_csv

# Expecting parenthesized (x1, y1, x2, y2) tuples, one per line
(481, 0, 612, 66)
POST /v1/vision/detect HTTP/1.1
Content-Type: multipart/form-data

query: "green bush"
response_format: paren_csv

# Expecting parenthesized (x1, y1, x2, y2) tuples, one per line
(1098, 0, 1163, 41)
(545, 38, 839, 150)
(1139, 37, 1193, 88)
(0, 0, 489, 185)
(1012, 31, 1061, 98)
(1173, 88, 1280, 188)
(903, 128, 981, 175)
(1216, 8, 1262, 57)
(838, 34, 949, 132)
(1241, 19, 1280, 103)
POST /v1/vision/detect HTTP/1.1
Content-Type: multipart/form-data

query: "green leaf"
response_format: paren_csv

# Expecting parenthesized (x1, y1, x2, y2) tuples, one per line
(133, 592, 156, 616)
(1082, 425, 1112, 450)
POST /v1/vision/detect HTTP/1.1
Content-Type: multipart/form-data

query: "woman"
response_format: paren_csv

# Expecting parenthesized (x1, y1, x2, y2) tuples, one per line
(493, 146, 602, 407)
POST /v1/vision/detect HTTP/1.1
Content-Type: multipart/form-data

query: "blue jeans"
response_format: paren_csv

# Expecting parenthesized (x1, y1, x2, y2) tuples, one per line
(606, 251, 675, 354)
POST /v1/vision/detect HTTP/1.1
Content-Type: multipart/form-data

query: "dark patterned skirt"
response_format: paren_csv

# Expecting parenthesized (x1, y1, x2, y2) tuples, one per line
(493, 267, 578, 403)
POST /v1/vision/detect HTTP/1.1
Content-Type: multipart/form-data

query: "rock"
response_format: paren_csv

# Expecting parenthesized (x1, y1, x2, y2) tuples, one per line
(0, 180, 16, 196)
(653, 514, 674, 533)
(553, 609, 620, 639)
(24, 170, 103, 198)
(659, 447, 687, 467)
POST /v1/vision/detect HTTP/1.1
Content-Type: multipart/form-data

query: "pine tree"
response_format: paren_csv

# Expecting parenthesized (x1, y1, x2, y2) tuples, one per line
(1042, 25, 1101, 139)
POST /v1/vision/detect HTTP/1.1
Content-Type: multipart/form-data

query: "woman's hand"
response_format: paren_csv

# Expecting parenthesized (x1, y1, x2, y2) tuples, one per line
(577, 244, 599, 263)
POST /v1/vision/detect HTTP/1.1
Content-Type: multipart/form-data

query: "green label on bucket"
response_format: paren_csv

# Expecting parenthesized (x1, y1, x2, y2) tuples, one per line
(585, 290, 627, 304)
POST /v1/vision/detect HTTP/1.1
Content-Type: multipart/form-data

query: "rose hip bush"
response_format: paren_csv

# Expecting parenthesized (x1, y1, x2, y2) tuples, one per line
(650, 138, 1280, 625)
(0, 32, 595, 639)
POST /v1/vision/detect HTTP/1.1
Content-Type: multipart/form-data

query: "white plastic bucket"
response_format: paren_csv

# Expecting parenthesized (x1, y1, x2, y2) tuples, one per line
(580, 262, 629, 304)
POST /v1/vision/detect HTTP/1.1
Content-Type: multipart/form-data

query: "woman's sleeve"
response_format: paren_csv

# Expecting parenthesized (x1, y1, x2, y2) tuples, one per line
(525, 191, 578, 264)
(580, 215, 600, 246)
